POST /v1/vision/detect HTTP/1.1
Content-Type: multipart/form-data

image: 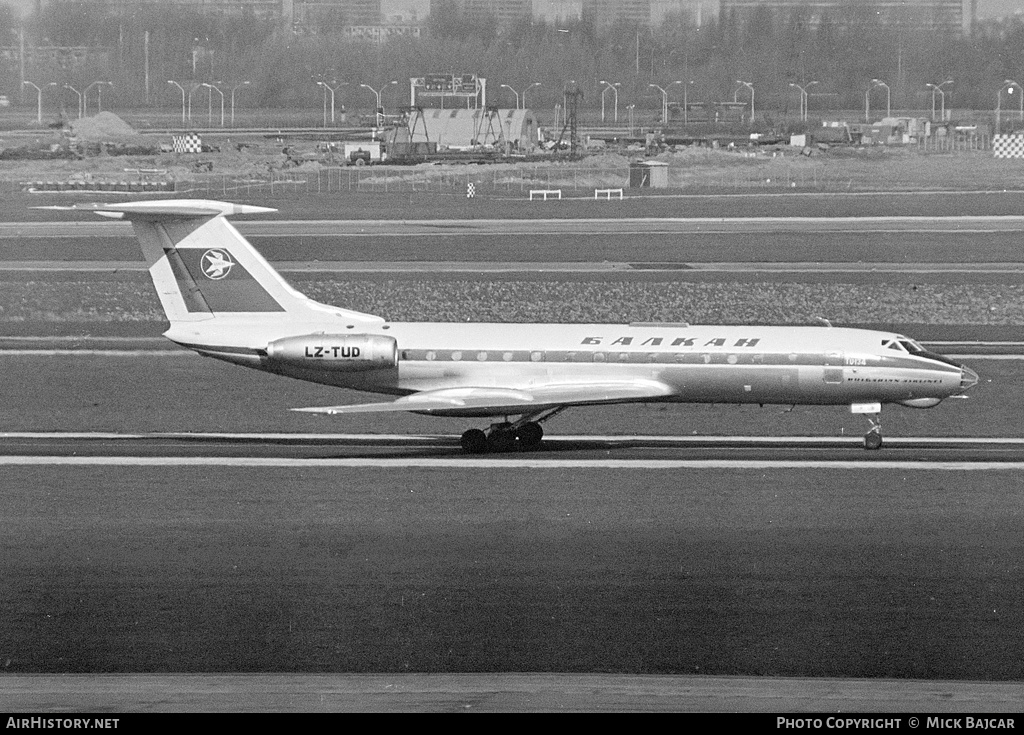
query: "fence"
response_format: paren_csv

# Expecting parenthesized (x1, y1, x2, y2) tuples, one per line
(913, 132, 990, 153)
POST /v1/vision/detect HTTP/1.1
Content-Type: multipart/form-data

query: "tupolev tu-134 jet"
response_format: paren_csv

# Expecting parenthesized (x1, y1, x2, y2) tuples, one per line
(50, 199, 979, 452)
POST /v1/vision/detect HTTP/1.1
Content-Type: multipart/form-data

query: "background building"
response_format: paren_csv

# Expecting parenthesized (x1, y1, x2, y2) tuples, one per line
(718, 0, 976, 34)
(294, 0, 382, 26)
(447, 0, 531, 25)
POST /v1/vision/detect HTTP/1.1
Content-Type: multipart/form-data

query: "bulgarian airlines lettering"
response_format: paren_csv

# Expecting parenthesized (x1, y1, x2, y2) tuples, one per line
(582, 336, 760, 348)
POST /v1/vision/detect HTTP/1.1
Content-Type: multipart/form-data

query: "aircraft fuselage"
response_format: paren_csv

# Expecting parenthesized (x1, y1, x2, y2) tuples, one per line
(169, 321, 976, 415)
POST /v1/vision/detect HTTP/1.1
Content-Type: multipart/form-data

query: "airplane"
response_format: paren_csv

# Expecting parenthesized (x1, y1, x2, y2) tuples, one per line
(49, 199, 979, 453)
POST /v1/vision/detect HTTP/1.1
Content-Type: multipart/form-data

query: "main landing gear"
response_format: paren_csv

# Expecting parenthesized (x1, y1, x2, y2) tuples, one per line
(460, 409, 564, 454)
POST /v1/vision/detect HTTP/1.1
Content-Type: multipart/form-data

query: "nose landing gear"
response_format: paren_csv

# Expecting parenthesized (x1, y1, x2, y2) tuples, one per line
(851, 403, 884, 450)
(864, 415, 883, 450)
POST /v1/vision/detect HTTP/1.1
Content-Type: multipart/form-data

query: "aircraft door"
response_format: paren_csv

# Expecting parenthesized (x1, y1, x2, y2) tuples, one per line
(823, 351, 844, 384)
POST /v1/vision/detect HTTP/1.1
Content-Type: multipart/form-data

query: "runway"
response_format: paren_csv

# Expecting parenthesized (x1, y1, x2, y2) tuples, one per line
(7, 215, 1024, 239)
(6, 219, 1023, 265)
(2, 432, 1024, 467)
(4, 445, 1023, 686)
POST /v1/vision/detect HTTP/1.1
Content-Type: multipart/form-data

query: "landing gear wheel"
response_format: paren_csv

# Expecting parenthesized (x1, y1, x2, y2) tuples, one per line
(460, 428, 488, 454)
(486, 427, 517, 453)
(864, 429, 883, 451)
(515, 421, 544, 451)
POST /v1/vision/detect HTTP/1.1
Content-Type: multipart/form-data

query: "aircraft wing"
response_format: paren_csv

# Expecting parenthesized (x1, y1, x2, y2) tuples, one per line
(293, 380, 676, 416)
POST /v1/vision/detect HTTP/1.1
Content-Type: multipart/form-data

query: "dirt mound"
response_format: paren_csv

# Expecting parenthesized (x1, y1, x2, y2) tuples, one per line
(69, 112, 148, 144)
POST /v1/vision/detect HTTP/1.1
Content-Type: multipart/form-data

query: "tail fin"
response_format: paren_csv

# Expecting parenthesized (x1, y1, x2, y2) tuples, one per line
(64, 200, 382, 326)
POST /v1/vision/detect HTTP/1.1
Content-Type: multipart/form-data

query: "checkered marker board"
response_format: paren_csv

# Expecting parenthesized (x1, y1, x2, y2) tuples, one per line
(466, 182, 475, 198)
(994, 135, 1024, 158)
(172, 134, 203, 153)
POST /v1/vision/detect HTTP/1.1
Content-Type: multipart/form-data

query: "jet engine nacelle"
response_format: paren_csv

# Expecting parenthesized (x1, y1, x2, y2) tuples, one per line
(265, 334, 398, 372)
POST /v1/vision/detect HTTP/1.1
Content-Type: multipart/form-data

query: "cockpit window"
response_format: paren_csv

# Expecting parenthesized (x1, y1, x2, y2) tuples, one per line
(883, 337, 926, 354)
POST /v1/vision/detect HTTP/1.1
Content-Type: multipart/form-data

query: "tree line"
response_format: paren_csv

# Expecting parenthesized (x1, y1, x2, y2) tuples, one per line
(3, 0, 1024, 122)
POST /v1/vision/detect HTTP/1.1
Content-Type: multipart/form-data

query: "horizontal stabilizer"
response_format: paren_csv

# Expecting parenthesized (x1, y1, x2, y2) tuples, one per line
(44, 198, 381, 326)
(34, 200, 276, 220)
(294, 380, 676, 416)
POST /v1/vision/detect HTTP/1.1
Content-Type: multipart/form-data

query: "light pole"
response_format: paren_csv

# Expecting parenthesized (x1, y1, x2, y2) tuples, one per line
(736, 80, 754, 124)
(667, 80, 685, 125)
(648, 83, 672, 125)
(317, 80, 346, 126)
(523, 82, 541, 109)
(230, 81, 250, 127)
(84, 81, 112, 115)
(22, 81, 42, 124)
(360, 81, 397, 127)
(599, 80, 620, 123)
(789, 81, 818, 122)
(499, 84, 520, 109)
(202, 82, 224, 126)
(995, 80, 1023, 135)
(679, 80, 693, 125)
(626, 104, 635, 136)
(867, 78, 890, 121)
(47, 82, 58, 117)
(63, 84, 83, 119)
(187, 82, 202, 124)
(925, 79, 953, 122)
(168, 80, 187, 124)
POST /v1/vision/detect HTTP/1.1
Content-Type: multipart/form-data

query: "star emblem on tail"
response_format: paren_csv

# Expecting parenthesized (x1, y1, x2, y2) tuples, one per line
(201, 249, 233, 279)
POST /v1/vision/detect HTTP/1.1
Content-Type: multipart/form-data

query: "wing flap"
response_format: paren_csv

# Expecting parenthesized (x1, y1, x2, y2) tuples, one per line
(294, 380, 676, 416)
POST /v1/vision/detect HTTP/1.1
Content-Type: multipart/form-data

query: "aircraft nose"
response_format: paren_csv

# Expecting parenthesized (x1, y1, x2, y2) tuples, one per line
(960, 366, 979, 390)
